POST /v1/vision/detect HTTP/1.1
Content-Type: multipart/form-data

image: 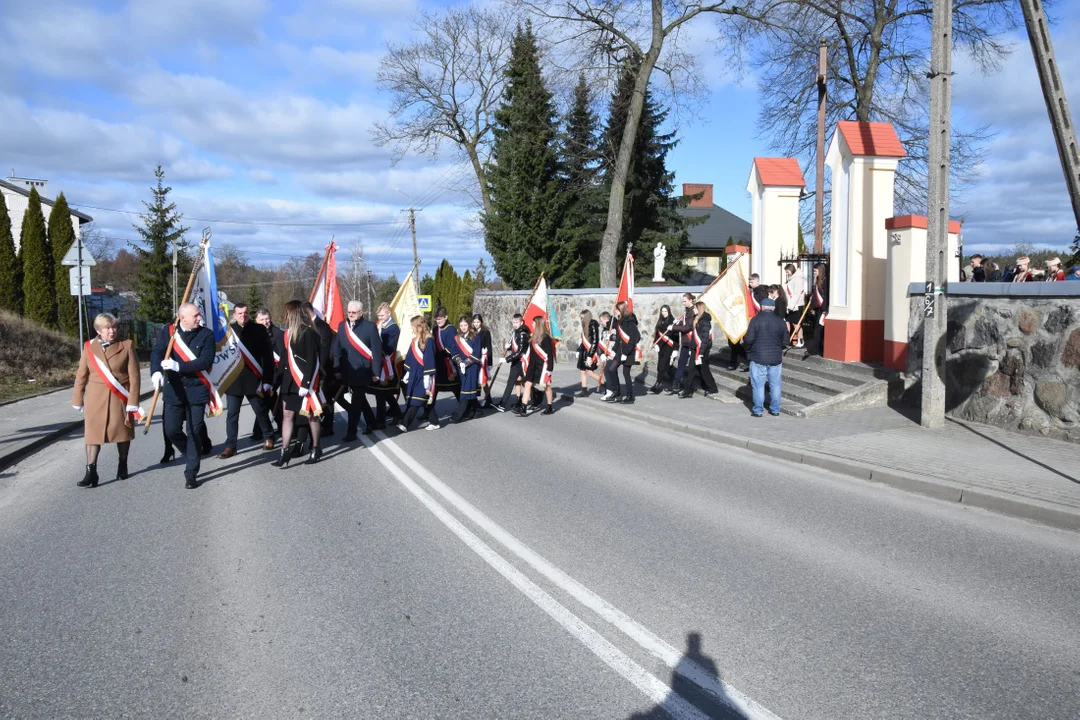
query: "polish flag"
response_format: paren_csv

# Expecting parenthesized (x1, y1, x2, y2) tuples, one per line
(522, 274, 549, 332)
(310, 241, 345, 331)
(616, 252, 634, 314)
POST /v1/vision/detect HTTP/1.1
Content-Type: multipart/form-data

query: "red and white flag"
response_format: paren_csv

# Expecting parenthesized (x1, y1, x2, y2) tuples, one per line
(310, 240, 345, 331)
(522, 274, 549, 332)
(616, 252, 634, 314)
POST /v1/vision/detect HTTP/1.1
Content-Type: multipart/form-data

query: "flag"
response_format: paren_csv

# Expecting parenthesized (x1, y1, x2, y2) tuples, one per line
(616, 252, 634, 314)
(522, 274, 549, 332)
(187, 241, 244, 415)
(699, 252, 756, 344)
(545, 293, 562, 340)
(390, 271, 422, 361)
(310, 241, 345, 331)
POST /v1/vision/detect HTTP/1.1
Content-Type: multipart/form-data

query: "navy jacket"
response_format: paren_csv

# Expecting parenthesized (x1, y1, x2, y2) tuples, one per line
(336, 316, 383, 387)
(743, 310, 788, 366)
(227, 320, 274, 397)
(151, 324, 215, 406)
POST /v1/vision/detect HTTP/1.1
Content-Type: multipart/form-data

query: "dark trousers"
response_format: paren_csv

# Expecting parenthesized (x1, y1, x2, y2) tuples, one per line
(375, 389, 402, 426)
(226, 393, 272, 450)
(452, 396, 478, 422)
(401, 404, 423, 428)
(621, 364, 634, 399)
(655, 344, 674, 386)
(346, 386, 376, 433)
(500, 364, 524, 408)
(421, 385, 459, 421)
(728, 340, 746, 368)
(683, 361, 718, 395)
(807, 310, 826, 355)
(672, 347, 692, 387)
(165, 411, 211, 452)
(604, 362, 622, 395)
(252, 392, 281, 438)
(164, 401, 207, 479)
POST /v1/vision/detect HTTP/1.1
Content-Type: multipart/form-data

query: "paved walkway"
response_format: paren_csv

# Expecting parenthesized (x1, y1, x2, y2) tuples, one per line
(550, 366, 1080, 531)
(0, 369, 153, 471)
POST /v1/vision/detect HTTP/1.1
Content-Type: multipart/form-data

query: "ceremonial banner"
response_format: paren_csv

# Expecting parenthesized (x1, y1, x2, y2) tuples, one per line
(699, 253, 757, 344)
(616, 251, 634, 314)
(523, 274, 549, 332)
(310, 241, 345, 331)
(389, 272, 421, 361)
(187, 241, 243, 414)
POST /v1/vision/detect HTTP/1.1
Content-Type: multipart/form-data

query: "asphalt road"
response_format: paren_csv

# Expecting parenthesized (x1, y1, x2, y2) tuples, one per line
(1, 393, 1078, 719)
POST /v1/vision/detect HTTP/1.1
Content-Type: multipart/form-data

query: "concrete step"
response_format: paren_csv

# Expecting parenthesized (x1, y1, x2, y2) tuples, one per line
(711, 365, 832, 410)
(780, 366, 857, 396)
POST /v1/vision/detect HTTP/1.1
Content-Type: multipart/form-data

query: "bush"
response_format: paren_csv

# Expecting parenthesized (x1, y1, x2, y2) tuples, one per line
(0, 310, 81, 401)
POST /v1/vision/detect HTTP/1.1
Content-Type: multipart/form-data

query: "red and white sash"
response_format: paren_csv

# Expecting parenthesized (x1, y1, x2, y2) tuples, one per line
(750, 291, 762, 312)
(343, 321, 374, 362)
(285, 330, 325, 416)
(618, 324, 643, 361)
(454, 335, 474, 361)
(411, 340, 433, 394)
(235, 335, 263, 380)
(692, 328, 705, 361)
(85, 340, 144, 424)
(814, 286, 825, 308)
(653, 326, 675, 348)
(530, 341, 552, 386)
(170, 328, 223, 415)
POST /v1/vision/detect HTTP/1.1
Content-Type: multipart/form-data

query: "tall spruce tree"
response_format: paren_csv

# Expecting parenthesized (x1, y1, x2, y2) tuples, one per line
(246, 281, 263, 310)
(49, 193, 80, 336)
(20, 188, 58, 327)
(483, 22, 569, 289)
(0, 191, 21, 314)
(557, 74, 604, 287)
(601, 66, 692, 283)
(132, 166, 188, 322)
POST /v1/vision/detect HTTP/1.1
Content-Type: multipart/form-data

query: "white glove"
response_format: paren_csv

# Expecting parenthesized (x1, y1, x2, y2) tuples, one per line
(695, 356, 702, 366)
(459, 362, 467, 374)
(160, 358, 179, 372)
(498, 357, 506, 365)
(261, 383, 273, 393)
(125, 405, 139, 414)
(73, 405, 83, 413)
(620, 354, 627, 362)
(298, 387, 309, 398)
(151, 372, 164, 389)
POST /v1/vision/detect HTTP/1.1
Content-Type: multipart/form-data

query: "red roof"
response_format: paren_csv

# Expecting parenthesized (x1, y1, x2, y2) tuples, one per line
(753, 158, 806, 187)
(837, 121, 907, 158)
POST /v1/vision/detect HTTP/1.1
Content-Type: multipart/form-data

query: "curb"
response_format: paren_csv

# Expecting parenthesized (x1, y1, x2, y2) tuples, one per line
(573, 395, 1080, 533)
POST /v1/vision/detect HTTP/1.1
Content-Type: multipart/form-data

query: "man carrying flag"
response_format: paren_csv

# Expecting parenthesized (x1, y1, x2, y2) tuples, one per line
(219, 302, 276, 458)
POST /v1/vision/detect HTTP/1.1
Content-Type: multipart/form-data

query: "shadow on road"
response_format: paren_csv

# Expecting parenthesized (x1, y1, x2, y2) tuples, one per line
(628, 632, 752, 720)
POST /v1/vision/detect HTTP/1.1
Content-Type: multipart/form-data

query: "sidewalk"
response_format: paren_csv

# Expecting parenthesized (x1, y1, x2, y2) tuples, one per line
(0, 369, 153, 471)
(551, 366, 1080, 532)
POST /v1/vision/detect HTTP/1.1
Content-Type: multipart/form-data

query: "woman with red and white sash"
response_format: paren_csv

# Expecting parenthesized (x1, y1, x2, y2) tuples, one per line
(71, 313, 142, 488)
(397, 316, 437, 432)
(576, 309, 602, 398)
(272, 300, 324, 467)
(471, 314, 494, 408)
(450, 315, 482, 423)
(515, 316, 556, 416)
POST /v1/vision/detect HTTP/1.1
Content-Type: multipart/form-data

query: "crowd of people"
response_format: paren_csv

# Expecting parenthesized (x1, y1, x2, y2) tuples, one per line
(70, 263, 831, 489)
(963, 255, 1078, 282)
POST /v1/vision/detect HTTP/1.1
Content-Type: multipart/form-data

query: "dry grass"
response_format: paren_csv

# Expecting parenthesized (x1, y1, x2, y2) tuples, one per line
(0, 310, 81, 402)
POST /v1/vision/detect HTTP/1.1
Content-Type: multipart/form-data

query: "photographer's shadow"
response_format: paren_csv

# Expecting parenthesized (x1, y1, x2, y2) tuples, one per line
(628, 632, 751, 720)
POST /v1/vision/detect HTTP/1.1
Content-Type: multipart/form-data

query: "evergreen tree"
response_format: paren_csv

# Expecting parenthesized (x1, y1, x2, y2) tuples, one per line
(0, 191, 22, 314)
(601, 65, 692, 284)
(556, 74, 604, 288)
(431, 259, 472, 323)
(132, 166, 188, 322)
(20, 188, 58, 327)
(419, 272, 435, 298)
(483, 22, 569, 289)
(49, 194, 79, 336)
(1068, 230, 1080, 268)
(246, 281, 263, 310)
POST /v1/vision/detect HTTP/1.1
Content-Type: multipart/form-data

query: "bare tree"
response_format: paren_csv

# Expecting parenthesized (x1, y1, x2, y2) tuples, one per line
(373, 5, 517, 216)
(735, 0, 1019, 241)
(523, 0, 772, 286)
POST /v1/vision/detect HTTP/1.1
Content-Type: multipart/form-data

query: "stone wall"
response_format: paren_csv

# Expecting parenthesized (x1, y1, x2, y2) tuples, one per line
(473, 286, 707, 362)
(905, 286, 1080, 441)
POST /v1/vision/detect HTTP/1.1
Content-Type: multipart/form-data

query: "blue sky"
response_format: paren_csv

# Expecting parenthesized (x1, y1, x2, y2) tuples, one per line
(2, 0, 1078, 282)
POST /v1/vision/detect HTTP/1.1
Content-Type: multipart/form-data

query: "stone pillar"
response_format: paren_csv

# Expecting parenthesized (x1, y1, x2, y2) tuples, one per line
(824, 121, 907, 363)
(746, 158, 806, 287)
(883, 215, 962, 371)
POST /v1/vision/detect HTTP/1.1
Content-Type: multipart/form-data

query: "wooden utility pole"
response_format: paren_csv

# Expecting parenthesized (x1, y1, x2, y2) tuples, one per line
(1019, 0, 1080, 231)
(921, 0, 953, 429)
(815, 39, 828, 255)
(407, 207, 421, 271)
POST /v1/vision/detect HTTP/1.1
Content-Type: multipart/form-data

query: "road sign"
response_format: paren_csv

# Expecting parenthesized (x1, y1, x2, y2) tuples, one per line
(417, 295, 432, 311)
(69, 267, 92, 296)
(60, 238, 96, 267)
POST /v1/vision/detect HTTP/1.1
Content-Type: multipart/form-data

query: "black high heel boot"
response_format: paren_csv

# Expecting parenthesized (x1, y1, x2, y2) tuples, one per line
(271, 448, 291, 468)
(117, 458, 129, 480)
(159, 445, 175, 464)
(305, 445, 322, 465)
(77, 464, 99, 488)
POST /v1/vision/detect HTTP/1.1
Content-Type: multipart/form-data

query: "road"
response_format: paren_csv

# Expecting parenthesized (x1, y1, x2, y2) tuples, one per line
(1, 394, 1078, 719)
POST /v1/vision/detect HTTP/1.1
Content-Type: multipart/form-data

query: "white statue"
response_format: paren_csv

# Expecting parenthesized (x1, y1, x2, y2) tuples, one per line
(652, 242, 667, 282)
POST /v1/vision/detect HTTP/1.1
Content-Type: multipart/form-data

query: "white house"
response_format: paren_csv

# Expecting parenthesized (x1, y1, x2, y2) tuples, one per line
(0, 173, 93, 250)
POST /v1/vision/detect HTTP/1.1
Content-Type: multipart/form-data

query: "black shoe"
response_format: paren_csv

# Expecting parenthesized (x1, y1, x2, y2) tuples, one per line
(703, 391, 716, 398)
(768, 411, 781, 416)
(751, 413, 763, 418)
(343, 432, 358, 442)
(577, 389, 589, 398)
(541, 406, 555, 415)
(360, 427, 373, 436)
(648, 384, 661, 394)
(513, 405, 528, 417)
(664, 388, 679, 396)
(621, 396, 635, 404)
(77, 464, 99, 488)
(373, 422, 386, 431)
(201, 442, 213, 456)
(185, 475, 199, 489)
(117, 459, 128, 480)
(678, 392, 693, 399)
(159, 446, 175, 465)
(271, 449, 291, 468)
(305, 446, 323, 465)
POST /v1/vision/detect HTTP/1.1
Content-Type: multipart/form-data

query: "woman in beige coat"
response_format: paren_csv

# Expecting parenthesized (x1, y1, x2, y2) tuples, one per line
(72, 314, 141, 487)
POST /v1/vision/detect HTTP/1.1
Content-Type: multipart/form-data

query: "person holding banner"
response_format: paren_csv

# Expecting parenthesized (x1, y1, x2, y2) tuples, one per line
(515, 316, 556, 416)
(373, 302, 404, 430)
(220, 303, 276, 458)
(72, 313, 142, 488)
(613, 301, 641, 404)
(151, 303, 216, 489)
(336, 300, 382, 441)
(273, 300, 324, 467)
(397, 316, 437, 432)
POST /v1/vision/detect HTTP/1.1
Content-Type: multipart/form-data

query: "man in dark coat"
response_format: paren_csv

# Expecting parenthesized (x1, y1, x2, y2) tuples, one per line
(220, 303, 275, 458)
(743, 297, 788, 417)
(497, 313, 531, 412)
(251, 308, 283, 440)
(151, 302, 216, 489)
(336, 300, 383, 440)
(666, 293, 696, 394)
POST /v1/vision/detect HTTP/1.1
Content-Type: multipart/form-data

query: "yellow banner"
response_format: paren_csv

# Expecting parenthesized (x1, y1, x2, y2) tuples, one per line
(699, 253, 753, 344)
(390, 273, 422, 360)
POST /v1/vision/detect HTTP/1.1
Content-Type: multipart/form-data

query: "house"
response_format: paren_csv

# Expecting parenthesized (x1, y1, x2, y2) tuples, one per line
(678, 183, 752, 278)
(0, 173, 93, 250)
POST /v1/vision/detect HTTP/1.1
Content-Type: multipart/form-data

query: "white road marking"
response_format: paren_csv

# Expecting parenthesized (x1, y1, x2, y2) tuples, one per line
(376, 431, 782, 720)
(358, 433, 710, 720)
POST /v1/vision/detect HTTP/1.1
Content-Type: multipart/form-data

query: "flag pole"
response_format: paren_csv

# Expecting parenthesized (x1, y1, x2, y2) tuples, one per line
(143, 228, 211, 434)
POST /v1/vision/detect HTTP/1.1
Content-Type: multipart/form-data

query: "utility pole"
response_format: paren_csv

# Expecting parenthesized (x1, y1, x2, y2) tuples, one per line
(407, 207, 421, 271)
(921, 0, 953, 429)
(1019, 0, 1080, 231)
(814, 38, 828, 255)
